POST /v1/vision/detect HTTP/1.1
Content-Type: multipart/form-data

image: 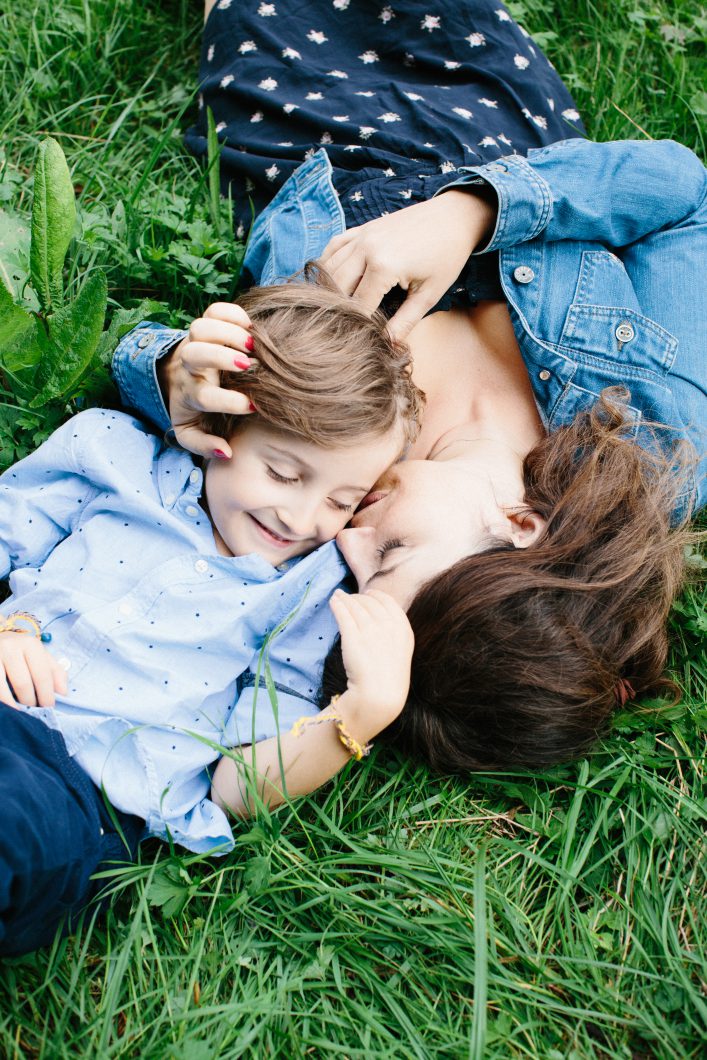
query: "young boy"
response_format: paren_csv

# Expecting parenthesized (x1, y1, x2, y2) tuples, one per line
(0, 280, 419, 955)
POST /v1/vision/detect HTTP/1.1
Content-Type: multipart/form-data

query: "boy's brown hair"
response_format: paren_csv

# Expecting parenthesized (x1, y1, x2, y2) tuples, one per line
(200, 269, 423, 448)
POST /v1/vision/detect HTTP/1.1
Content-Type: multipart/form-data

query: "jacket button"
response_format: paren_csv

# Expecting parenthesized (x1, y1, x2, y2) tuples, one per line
(615, 321, 635, 343)
(194, 559, 209, 574)
(539, 369, 551, 381)
(513, 265, 535, 284)
(137, 335, 151, 349)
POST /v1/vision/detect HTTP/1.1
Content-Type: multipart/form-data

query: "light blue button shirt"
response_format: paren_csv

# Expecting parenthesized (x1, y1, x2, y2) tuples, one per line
(116, 140, 705, 513)
(0, 409, 347, 853)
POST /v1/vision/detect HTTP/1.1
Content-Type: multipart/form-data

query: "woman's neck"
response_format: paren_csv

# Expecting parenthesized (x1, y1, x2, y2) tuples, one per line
(405, 301, 545, 462)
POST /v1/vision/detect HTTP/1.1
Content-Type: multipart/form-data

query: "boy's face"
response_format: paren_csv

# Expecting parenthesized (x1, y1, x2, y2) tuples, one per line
(204, 418, 404, 565)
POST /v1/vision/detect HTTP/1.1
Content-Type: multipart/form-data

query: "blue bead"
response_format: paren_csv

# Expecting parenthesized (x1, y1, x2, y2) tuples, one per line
(40, 631, 52, 643)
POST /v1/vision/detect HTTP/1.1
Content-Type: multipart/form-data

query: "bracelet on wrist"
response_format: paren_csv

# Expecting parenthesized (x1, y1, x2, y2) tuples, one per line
(292, 695, 373, 762)
(0, 612, 51, 641)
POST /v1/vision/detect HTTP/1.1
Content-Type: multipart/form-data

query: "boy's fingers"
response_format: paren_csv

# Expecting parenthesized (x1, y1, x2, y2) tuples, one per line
(202, 302, 253, 328)
(29, 661, 56, 708)
(329, 591, 361, 637)
(0, 676, 18, 708)
(4, 658, 36, 707)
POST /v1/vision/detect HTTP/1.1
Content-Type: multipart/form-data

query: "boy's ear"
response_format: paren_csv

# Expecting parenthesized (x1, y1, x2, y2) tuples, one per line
(507, 509, 546, 549)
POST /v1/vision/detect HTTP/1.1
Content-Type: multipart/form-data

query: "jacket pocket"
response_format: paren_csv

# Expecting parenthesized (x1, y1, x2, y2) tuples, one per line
(560, 252, 678, 376)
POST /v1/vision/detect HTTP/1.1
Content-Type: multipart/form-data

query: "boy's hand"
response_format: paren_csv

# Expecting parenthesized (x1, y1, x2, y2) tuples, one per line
(164, 302, 256, 458)
(0, 632, 68, 708)
(329, 589, 414, 725)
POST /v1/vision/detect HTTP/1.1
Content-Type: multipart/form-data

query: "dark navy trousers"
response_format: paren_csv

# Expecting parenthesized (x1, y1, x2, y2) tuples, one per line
(0, 706, 143, 957)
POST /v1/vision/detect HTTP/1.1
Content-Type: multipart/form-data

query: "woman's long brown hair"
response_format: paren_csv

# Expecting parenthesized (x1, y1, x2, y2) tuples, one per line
(322, 389, 700, 771)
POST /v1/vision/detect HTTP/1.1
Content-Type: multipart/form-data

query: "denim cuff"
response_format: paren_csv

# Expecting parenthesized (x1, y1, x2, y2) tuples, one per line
(436, 153, 552, 252)
(112, 323, 187, 435)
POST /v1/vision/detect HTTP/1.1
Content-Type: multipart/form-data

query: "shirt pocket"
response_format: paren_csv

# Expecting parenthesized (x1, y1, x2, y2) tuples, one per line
(559, 250, 678, 377)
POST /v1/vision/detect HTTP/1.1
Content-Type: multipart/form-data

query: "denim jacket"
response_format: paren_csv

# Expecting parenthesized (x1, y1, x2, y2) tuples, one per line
(113, 138, 706, 511)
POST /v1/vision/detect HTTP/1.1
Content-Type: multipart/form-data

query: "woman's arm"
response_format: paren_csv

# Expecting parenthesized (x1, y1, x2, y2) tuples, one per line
(321, 138, 706, 341)
(211, 590, 414, 817)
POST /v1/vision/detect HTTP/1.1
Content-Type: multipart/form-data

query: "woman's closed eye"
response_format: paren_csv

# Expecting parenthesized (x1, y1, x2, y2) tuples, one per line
(376, 538, 405, 561)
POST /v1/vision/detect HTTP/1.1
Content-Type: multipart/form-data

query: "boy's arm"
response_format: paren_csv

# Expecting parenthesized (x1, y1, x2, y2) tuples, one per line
(0, 412, 101, 578)
(211, 590, 413, 816)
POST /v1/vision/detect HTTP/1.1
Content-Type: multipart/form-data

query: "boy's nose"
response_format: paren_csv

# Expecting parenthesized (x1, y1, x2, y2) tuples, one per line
(275, 503, 319, 539)
(336, 526, 376, 586)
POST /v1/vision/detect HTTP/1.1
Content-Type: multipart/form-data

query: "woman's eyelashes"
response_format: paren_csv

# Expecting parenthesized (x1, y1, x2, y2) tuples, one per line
(376, 538, 404, 561)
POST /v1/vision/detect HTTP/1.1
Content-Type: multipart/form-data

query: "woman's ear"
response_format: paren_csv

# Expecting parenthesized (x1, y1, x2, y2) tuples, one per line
(507, 509, 547, 549)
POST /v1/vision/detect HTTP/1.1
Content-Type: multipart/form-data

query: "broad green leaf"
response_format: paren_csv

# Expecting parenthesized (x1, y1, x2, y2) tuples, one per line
(30, 269, 107, 406)
(243, 854, 270, 896)
(29, 137, 77, 312)
(0, 206, 31, 300)
(147, 866, 191, 918)
(94, 299, 164, 367)
(0, 281, 43, 374)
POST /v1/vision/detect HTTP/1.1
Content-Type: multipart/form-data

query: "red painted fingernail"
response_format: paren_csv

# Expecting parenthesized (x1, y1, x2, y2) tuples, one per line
(245, 336, 255, 352)
(248, 401, 257, 412)
(233, 355, 251, 369)
(213, 448, 229, 459)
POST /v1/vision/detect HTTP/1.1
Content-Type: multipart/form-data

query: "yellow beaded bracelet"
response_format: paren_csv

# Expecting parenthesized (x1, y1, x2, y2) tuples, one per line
(292, 695, 373, 762)
(0, 611, 42, 638)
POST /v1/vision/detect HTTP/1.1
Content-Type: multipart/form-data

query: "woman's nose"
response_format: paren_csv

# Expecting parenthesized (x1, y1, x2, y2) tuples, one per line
(336, 526, 376, 585)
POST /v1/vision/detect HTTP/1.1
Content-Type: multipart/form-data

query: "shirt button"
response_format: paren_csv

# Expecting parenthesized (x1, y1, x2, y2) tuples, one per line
(119, 602, 133, 616)
(99, 828, 105, 836)
(195, 559, 209, 574)
(165, 494, 176, 506)
(189, 469, 200, 485)
(58, 657, 71, 671)
(513, 265, 535, 284)
(615, 321, 635, 343)
(185, 505, 199, 518)
(487, 162, 506, 172)
(137, 335, 151, 349)
(539, 369, 551, 381)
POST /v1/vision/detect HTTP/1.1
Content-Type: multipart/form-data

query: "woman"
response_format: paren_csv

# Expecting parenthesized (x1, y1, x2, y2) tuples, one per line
(116, 0, 705, 774)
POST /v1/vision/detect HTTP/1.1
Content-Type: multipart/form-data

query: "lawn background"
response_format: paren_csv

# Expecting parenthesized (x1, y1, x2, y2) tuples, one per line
(0, 1, 705, 1057)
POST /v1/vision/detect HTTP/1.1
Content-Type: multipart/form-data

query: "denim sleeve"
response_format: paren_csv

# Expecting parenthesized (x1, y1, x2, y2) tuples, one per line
(438, 138, 707, 253)
(112, 323, 187, 434)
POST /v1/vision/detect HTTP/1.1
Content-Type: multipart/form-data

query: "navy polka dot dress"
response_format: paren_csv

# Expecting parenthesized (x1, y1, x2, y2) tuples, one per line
(188, 0, 586, 235)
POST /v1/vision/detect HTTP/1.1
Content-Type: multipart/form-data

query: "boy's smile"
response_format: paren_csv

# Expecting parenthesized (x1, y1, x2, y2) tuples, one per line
(203, 418, 405, 566)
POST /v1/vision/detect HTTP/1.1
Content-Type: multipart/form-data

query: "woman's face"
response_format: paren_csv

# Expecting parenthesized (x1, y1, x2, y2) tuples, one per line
(336, 457, 511, 607)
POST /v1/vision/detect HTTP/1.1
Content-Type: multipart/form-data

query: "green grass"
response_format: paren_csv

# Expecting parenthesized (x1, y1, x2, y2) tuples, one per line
(0, 1, 705, 1056)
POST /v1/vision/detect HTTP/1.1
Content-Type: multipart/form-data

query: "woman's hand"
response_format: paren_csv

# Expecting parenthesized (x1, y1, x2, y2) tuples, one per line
(320, 189, 496, 343)
(329, 589, 414, 725)
(162, 302, 255, 458)
(0, 633, 67, 708)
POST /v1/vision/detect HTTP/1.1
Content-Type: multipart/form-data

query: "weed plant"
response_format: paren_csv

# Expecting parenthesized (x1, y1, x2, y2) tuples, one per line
(0, 1, 705, 1057)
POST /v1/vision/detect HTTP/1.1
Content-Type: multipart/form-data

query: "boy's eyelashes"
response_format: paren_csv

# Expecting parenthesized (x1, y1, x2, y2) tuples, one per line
(266, 465, 298, 484)
(265, 464, 355, 514)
